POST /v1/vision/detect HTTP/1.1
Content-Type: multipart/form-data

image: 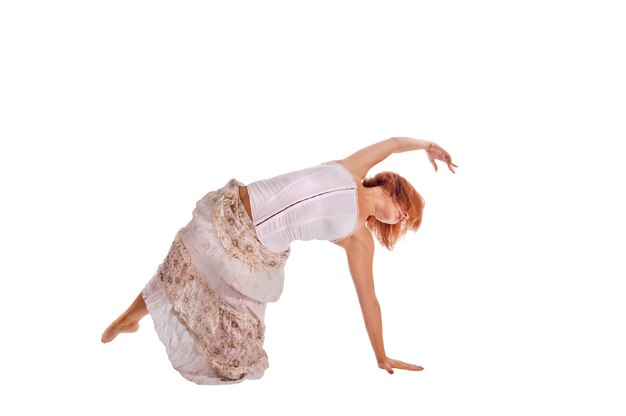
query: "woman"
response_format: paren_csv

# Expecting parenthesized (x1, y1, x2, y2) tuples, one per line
(101, 136, 457, 384)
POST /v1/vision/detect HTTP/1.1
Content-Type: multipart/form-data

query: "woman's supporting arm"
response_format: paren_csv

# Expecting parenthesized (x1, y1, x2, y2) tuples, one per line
(343, 230, 386, 362)
(339, 227, 423, 373)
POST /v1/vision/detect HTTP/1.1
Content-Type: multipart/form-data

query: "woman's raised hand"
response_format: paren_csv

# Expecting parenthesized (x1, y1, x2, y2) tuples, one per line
(426, 142, 458, 173)
(378, 357, 424, 374)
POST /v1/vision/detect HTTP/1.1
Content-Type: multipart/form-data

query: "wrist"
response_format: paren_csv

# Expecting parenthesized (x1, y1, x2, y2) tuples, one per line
(417, 138, 434, 151)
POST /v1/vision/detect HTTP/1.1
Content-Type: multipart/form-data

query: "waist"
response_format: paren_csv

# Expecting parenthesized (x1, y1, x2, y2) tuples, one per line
(238, 185, 254, 221)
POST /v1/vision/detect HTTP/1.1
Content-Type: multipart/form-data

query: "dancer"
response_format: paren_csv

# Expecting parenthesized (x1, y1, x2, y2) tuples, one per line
(101, 137, 457, 384)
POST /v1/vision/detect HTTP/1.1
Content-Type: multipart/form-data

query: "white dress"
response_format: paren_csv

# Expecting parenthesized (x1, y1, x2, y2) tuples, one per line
(142, 178, 289, 384)
(141, 162, 358, 384)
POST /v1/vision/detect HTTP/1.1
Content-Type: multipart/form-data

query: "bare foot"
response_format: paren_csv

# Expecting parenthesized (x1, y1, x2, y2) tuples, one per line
(101, 320, 140, 343)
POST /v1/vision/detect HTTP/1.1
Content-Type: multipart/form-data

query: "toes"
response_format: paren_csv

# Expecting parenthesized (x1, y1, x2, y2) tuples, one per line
(101, 333, 114, 343)
(101, 320, 140, 343)
(101, 325, 120, 343)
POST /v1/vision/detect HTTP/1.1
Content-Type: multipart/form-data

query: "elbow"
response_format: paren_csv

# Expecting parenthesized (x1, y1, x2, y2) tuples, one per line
(358, 292, 380, 310)
(388, 137, 400, 151)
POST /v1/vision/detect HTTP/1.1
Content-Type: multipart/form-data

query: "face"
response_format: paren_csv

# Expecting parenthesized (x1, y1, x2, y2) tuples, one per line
(375, 193, 409, 225)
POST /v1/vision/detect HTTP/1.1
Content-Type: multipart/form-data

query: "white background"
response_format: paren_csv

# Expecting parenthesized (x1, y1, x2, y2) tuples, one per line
(1, 1, 624, 415)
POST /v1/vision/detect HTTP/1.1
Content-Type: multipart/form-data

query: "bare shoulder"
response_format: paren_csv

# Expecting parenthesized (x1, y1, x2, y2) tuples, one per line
(325, 159, 368, 181)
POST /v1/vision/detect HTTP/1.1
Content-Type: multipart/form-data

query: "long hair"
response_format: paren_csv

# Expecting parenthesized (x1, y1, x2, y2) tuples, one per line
(362, 171, 425, 250)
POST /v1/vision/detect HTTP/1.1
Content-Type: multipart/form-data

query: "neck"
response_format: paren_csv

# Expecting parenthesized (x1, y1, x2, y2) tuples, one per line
(363, 186, 384, 217)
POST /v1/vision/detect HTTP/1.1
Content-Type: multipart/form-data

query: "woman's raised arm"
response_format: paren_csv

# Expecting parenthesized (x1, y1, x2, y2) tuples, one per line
(337, 137, 457, 179)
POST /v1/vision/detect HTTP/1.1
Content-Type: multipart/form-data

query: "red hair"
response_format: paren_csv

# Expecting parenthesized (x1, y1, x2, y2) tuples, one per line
(362, 171, 425, 250)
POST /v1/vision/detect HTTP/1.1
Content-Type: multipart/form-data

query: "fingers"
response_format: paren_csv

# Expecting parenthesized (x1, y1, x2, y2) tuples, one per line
(427, 146, 457, 173)
(381, 358, 424, 374)
(399, 363, 424, 371)
(391, 359, 424, 371)
(442, 154, 457, 174)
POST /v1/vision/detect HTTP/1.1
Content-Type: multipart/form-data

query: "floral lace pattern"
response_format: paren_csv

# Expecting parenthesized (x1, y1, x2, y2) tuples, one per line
(212, 179, 290, 270)
(157, 229, 268, 382)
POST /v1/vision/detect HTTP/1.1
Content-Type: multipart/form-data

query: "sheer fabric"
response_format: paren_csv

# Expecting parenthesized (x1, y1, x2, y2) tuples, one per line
(142, 179, 290, 384)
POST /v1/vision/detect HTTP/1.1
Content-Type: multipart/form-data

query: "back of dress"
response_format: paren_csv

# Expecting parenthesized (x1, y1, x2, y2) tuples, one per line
(246, 161, 359, 253)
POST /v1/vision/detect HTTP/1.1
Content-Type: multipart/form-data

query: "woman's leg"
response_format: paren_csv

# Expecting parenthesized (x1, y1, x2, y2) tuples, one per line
(101, 292, 148, 343)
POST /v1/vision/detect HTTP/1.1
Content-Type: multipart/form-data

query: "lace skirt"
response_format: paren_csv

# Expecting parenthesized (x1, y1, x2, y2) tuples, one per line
(142, 178, 290, 385)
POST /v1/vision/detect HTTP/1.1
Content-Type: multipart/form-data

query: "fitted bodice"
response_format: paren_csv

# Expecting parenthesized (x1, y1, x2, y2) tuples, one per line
(246, 162, 359, 253)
